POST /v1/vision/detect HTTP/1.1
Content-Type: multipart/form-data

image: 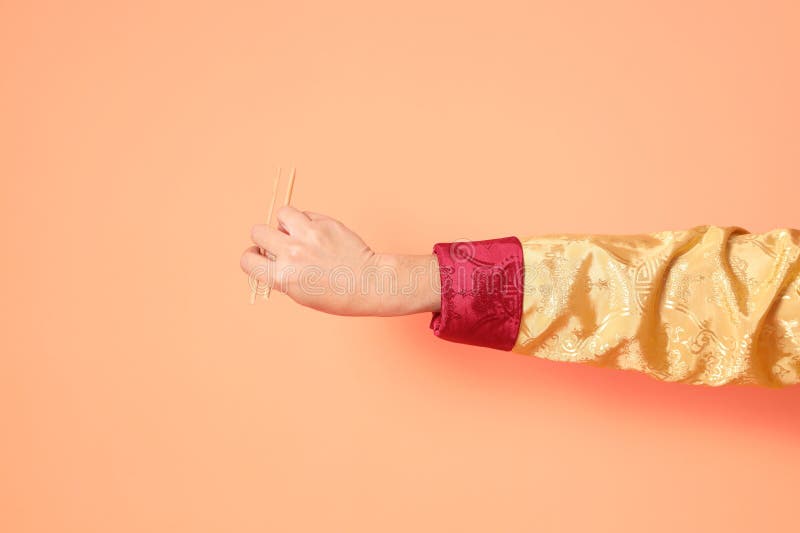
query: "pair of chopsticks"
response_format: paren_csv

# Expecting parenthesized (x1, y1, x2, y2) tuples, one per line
(250, 167, 296, 304)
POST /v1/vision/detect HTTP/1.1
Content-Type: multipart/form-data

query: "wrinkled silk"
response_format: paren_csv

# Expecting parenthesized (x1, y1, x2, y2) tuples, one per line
(513, 225, 800, 387)
(430, 238, 524, 350)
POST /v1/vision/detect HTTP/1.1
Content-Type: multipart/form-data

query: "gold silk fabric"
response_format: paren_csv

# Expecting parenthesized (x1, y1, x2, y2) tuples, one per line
(513, 225, 800, 387)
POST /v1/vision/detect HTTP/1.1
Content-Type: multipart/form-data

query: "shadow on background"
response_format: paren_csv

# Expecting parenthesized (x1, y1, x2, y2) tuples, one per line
(393, 316, 800, 442)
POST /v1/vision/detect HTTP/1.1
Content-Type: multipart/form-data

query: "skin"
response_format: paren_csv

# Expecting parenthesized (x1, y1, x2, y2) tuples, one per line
(240, 206, 441, 316)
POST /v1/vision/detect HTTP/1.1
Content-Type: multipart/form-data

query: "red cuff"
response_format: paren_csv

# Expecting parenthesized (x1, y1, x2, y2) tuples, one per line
(429, 237, 524, 351)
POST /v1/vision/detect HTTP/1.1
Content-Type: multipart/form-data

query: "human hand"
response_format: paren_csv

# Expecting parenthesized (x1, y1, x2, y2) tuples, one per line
(240, 207, 440, 316)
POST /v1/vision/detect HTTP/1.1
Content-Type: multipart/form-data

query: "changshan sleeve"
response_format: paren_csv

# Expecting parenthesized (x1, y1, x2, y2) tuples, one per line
(430, 226, 800, 388)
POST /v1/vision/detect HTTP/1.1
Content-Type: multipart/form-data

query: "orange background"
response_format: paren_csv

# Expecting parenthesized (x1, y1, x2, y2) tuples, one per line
(2, 1, 799, 531)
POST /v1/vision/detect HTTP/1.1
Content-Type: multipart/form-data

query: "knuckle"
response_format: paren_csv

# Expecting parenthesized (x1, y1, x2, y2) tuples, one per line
(315, 220, 336, 236)
(327, 219, 345, 232)
(277, 205, 292, 219)
(250, 224, 262, 242)
(286, 243, 304, 260)
(306, 226, 323, 244)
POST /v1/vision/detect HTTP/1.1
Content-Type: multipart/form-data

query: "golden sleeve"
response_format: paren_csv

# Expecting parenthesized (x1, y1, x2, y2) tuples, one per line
(512, 225, 800, 387)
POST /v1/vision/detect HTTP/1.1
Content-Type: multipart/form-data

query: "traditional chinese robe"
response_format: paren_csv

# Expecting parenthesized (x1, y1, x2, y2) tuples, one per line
(431, 226, 800, 387)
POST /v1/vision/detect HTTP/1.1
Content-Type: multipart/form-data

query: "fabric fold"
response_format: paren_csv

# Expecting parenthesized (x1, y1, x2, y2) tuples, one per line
(430, 237, 524, 351)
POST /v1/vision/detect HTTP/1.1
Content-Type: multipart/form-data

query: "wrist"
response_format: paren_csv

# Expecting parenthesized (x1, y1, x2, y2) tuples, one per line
(372, 253, 441, 316)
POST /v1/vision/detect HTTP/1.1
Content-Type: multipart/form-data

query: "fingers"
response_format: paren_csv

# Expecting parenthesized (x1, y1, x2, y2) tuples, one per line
(250, 224, 290, 254)
(276, 205, 311, 235)
(303, 211, 332, 221)
(244, 206, 327, 297)
(241, 245, 295, 294)
(240, 246, 268, 272)
(240, 245, 276, 288)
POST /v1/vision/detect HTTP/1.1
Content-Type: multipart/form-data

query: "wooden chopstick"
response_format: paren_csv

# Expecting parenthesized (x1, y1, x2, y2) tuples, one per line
(266, 167, 296, 299)
(283, 167, 296, 206)
(261, 168, 282, 300)
(250, 167, 283, 304)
